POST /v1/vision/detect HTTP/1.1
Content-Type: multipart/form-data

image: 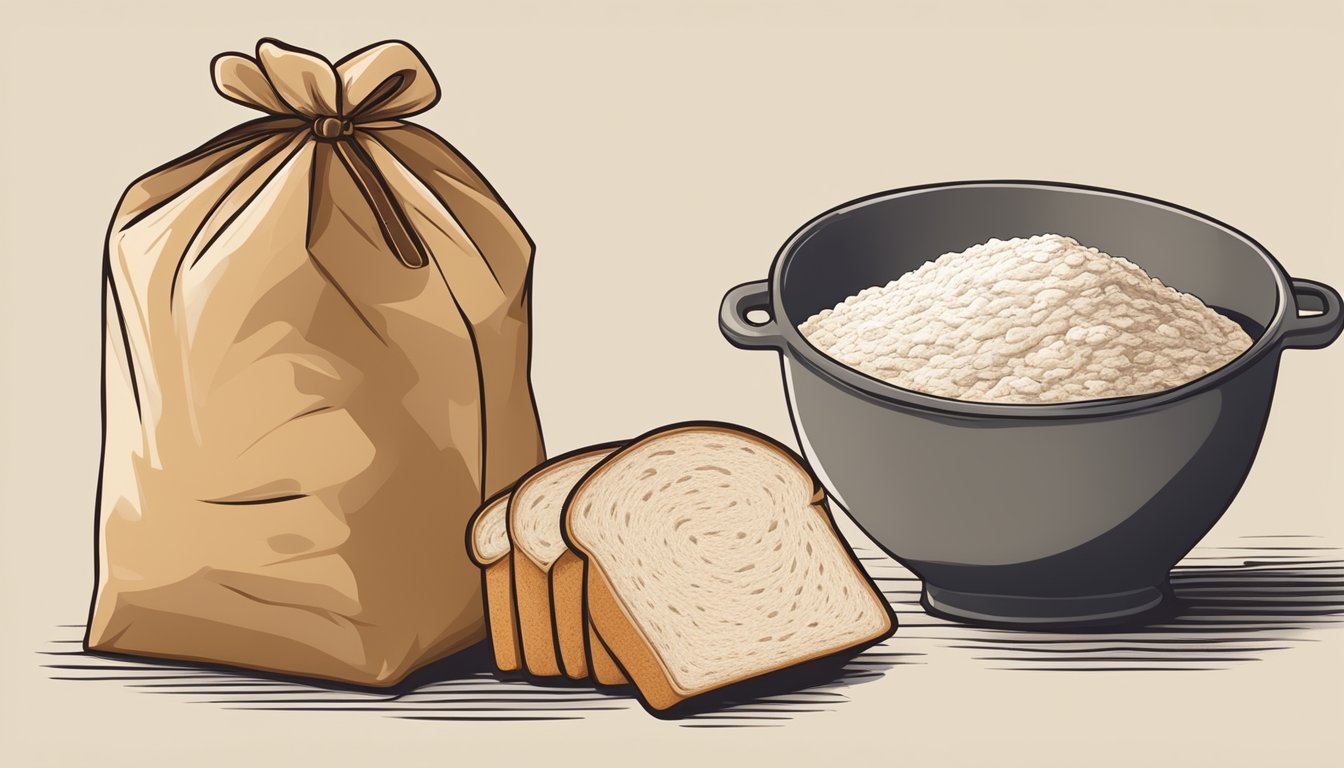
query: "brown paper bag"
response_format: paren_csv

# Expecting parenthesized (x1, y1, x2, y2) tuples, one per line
(86, 39, 544, 687)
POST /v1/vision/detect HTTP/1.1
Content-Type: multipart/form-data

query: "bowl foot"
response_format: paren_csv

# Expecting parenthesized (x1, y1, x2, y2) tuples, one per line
(922, 582, 1170, 628)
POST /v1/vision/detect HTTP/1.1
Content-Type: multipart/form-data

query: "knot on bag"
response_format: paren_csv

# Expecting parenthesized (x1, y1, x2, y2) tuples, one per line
(211, 38, 441, 127)
(312, 117, 354, 140)
(210, 39, 438, 269)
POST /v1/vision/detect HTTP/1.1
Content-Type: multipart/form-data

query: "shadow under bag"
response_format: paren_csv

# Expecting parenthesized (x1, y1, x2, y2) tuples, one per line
(86, 38, 544, 686)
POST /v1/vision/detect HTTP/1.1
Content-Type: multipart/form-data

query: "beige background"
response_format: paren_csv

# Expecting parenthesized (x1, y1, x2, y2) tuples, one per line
(2, 1, 1341, 765)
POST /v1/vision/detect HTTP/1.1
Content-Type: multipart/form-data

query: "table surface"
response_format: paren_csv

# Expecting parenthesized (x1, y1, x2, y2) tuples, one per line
(19, 513, 1343, 767)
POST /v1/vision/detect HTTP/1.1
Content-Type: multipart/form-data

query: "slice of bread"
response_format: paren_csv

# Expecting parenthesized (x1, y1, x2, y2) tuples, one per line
(565, 422, 895, 712)
(508, 443, 621, 678)
(466, 488, 521, 673)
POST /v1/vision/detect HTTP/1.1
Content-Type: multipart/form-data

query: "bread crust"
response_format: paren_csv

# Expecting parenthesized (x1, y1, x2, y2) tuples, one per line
(552, 547, 628, 685)
(564, 421, 896, 712)
(587, 618, 628, 686)
(549, 550, 589, 679)
(483, 558, 521, 672)
(510, 548, 562, 677)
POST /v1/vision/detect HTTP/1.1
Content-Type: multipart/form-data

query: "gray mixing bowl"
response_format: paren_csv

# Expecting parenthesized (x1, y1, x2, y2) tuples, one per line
(719, 181, 1342, 627)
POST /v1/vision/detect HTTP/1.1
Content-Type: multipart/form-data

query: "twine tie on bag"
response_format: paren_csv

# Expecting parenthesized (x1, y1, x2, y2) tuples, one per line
(312, 117, 354, 139)
(212, 38, 441, 269)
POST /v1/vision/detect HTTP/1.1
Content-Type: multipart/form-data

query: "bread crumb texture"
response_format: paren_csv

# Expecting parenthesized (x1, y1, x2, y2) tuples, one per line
(473, 495, 510, 563)
(513, 451, 611, 567)
(798, 234, 1253, 403)
(570, 428, 889, 693)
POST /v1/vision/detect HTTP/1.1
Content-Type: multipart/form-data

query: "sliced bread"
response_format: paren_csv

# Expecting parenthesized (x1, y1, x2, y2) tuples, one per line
(564, 422, 895, 711)
(508, 443, 621, 678)
(466, 488, 521, 673)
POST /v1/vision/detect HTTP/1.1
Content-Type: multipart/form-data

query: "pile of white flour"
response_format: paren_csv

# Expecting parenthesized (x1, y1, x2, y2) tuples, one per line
(798, 234, 1253, 404)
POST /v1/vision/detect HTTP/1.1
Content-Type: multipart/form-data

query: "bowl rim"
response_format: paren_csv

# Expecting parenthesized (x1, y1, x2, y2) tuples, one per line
(769, 179, 1292, 419)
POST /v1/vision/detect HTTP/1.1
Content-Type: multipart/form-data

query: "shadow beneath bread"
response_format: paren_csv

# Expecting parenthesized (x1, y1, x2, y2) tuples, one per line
(932, 549, 1344, 672)
(43, 629, 914, 724)
(671, 647, 920, 728)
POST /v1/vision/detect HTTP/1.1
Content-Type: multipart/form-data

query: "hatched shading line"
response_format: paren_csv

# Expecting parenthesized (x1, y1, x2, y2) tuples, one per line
(41, 635, 638, 720)
(933, 548, 1342, 672)
(43, 621, 897, 722)
(841, 541, 1342, 673)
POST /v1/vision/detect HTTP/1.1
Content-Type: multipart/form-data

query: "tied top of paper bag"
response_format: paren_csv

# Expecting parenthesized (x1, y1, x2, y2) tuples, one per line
(212, 38, 443, 268)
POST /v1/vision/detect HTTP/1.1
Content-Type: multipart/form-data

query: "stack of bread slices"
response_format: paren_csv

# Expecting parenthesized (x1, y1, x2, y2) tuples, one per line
(466, 421, 895, 714)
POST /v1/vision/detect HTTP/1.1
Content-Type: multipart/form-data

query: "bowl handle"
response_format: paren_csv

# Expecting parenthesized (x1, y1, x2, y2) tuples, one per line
(719, 280, 783, 350)
(1281, 278, 1344, 350)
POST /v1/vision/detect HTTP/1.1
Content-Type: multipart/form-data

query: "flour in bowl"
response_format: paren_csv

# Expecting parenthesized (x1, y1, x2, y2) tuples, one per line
(798, 234, 1254, 404)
